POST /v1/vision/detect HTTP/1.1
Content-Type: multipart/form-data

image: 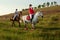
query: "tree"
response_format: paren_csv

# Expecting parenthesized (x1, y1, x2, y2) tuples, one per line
(47, 2, 50, 7)
(34, 7, 37, 9)
(22, 9, 25, 11)
(51, 2, 53, 6)
(38, 5, 41, 8)
(43, 3, 46, 7)
(25, 9, 28, 10)
(42, 5, 45, 8)
(54, 1, 57, 6)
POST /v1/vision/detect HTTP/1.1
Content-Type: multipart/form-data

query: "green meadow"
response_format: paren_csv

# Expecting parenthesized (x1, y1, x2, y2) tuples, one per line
(0, 6, 60, 40)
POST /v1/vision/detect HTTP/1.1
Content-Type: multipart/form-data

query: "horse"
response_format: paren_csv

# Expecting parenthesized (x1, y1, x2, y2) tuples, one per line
(10, 12, 22, 27)
(21, 11, 43, 30)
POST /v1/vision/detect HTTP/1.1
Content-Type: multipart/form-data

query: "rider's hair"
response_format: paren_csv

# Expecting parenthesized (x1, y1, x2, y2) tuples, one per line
(29, 4, 32, 6)
(16, 9, 18, 10)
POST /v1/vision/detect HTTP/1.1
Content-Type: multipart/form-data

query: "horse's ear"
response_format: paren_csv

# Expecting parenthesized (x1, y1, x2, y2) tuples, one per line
(20, 11, 22, 15)
(20, 11, 22, 13)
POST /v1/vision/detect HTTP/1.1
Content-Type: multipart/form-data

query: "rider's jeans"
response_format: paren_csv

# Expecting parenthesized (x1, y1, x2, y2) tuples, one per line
(30, 14, 34, 22)
(13, 14, 18, 19)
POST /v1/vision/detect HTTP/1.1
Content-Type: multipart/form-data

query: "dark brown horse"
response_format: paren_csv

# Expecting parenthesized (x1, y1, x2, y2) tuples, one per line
(10, 11, 22, 27)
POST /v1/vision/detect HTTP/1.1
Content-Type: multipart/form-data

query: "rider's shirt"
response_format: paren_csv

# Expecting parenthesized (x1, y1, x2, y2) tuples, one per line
(14, 10, 19, 16)
(15, 10, 18, 14)
(29, 7, 34, 15)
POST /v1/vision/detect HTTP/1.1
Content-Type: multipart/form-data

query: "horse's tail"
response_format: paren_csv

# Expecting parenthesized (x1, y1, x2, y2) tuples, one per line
(10, 17, 13, 21)
(10, 16, 14, 21)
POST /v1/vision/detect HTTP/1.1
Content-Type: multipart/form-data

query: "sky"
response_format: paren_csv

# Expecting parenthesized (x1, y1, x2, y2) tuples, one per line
(0, 0, 60, 16)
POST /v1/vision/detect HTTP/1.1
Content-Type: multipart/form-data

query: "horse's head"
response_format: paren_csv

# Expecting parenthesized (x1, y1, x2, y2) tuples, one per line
(19, 11, 22, 17)
(35, 11, 43, 18)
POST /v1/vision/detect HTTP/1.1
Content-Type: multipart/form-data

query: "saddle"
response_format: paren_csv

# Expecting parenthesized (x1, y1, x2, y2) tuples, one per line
(26, 15, 34, 21)
(26, 15, 30, 20)
(12, 16, 20, 20)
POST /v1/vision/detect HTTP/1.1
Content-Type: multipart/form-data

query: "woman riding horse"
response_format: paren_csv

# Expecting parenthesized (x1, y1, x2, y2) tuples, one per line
(10, 10, 22, 27)
(21, 11, 43, 30)
(29, 4, 35, 23)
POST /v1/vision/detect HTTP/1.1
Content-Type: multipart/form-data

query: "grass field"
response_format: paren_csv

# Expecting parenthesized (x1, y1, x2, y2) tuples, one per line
(0, 6, 60, 40)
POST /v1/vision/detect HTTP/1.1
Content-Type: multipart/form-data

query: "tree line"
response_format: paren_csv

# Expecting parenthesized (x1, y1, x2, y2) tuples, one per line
(38, 1, 58, 8)
(22, 1, 58, 11)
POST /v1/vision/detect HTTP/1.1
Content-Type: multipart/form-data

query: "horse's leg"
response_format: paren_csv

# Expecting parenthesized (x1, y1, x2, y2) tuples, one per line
(24, 22, 28, 30)
(12, 21, 13, 26)
(12, 21, 15, 27)
(18, 21, 20, 27)
(31, 23, 35, 30)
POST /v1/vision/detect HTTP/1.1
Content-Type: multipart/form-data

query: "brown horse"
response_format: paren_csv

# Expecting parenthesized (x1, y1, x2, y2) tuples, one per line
(10, 11, 22, 27)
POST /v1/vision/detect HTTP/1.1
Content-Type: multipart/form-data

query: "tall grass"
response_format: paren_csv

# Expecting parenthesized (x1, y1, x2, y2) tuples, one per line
(0, 12, 60, 40)
(0, 6, 60, 40)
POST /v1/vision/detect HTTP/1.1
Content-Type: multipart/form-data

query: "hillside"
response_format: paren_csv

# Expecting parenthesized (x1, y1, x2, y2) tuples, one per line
(0, 6, 60, 40)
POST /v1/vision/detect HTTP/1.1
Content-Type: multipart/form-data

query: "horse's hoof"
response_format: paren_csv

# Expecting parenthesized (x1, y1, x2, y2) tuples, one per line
(31, 28, 35, 30)
(31, 29, 34, 31)
(19, 26, 20, 27)
(24, 28, 28, 30)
